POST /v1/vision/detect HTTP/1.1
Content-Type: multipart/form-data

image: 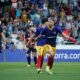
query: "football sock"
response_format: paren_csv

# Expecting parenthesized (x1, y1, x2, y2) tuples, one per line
(40, 56, 44, 68)
(49, 56, 54, 69)
(27, 56, 31, 65)
(37, 55, 43, 69)
(34, 56, 37, 65)
(47, 56, 53, 69)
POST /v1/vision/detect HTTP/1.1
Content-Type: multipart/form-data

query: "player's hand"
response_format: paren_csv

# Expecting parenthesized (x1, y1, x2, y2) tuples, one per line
(75, 41, 79, 45)
(34, 37, 38, 41)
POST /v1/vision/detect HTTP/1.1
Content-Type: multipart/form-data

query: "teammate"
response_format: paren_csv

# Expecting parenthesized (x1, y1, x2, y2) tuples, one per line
(25, 26, 37, 67)
(36, 17, 78, 74)
(34, 21, 47, 73)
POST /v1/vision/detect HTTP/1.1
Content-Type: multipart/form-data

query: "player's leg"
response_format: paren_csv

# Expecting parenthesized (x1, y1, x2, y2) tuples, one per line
(46, 55, 54, 75)
(36, 46, 44, 73)
(26, 47, 31, 67)
(31, 48, 37, 66)
(50, 47, 56, 69)
(37, 55, 44, 73)
(47, 47, 56, 69)
(46, 45, 56, 75)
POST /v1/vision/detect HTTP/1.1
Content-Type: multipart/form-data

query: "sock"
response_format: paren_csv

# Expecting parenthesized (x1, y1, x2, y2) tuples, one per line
(47, 56, 53, 70)
(49, 56, 54, 69)
(27, 56, 31, 65)
(34, 56, 37, 65)
(37, 55, 43, 69)
(40, 56, 44, 68)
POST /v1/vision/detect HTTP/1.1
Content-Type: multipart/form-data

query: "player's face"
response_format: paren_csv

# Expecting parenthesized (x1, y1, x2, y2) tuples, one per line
(45, 22, 49, 27)
(48, 20, 54, 28)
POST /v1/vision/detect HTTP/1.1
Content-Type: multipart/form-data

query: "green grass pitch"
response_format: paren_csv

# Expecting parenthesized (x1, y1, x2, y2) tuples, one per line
(0, 62, 80, 80)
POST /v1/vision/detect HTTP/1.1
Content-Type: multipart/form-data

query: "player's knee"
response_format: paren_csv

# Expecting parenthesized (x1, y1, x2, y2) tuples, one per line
(49, 51, 55, 56)
(38, 53, 43, 56)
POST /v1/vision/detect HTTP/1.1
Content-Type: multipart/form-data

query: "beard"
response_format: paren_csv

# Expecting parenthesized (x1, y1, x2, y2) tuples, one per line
(48, 25, 53, 29)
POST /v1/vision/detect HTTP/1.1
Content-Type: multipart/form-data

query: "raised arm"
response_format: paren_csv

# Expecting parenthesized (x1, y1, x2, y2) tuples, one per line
(62, 32, 78, 44)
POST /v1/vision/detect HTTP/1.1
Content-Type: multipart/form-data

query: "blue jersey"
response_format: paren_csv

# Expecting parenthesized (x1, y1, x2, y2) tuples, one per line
(35, 27, 46, 46)
(41, 26, 63, 47)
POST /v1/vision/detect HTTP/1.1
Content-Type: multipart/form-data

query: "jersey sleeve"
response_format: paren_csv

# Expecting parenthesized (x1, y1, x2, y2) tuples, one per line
(40, 28, 46, 35)
(56, 27, 63, 34)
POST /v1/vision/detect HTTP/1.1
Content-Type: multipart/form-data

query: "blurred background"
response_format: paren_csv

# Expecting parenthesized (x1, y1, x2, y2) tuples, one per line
(0, 1, 80, 80)
(0, 0, 80, 62)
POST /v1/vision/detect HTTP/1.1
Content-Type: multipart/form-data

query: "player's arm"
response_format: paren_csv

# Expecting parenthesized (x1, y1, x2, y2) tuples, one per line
(34, 34, 42, 41)
(28, 28, 41, 42)
(62, 32, 78, 44)
(26, 31, 38, 46)
(34, 28, 46, 41)
(57, 27, 78, 44)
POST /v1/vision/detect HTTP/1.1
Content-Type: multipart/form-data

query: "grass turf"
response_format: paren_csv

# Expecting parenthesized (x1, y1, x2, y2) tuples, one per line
(0, 62, 80, 80)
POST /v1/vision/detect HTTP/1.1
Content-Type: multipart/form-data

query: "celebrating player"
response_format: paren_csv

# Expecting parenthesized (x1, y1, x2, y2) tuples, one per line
(34, 21, 47, 73)
(36, 17, 78, 74)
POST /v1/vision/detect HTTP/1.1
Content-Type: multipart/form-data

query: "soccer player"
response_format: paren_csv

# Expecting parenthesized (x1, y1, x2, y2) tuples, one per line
(34, 22, 47, 73)
(37, 17, 78, 74)
(28, 20, 47, 72)
(25, 26, 37, 67)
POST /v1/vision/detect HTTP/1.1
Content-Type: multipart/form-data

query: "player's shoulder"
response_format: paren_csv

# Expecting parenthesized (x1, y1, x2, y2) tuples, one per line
(36, 27, 42, 32)
(37, 26, 43, 30)
(41, 27, 48, 33)
(54, 25, 61, 30)
(54, 25, 63, 33)
(43, 26, 48, 30)
(54, 25, 59, 28)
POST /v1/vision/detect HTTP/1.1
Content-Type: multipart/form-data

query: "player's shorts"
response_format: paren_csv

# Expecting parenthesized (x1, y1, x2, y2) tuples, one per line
(44, 44, 56, 55)
(27, 47, 36, 54)
(36, 46, 46, 56)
